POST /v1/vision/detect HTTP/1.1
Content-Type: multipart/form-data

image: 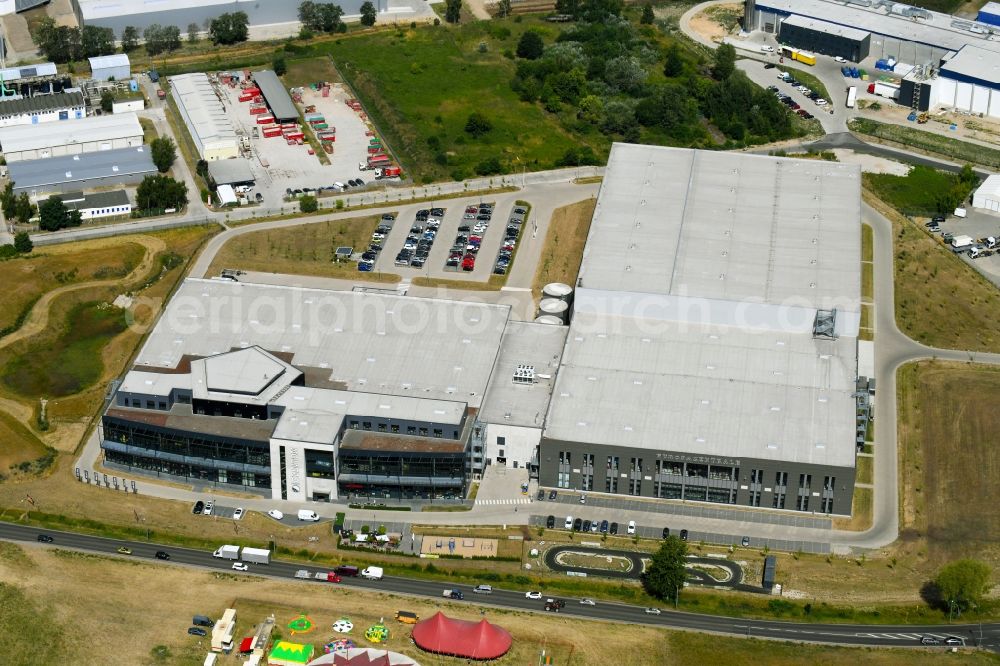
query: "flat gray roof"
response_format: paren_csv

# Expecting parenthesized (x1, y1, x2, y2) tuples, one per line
(940, 44, 1000, 85)
(0, 112, 142, 153)
(0, 92, 85, 117)
(252, 70, 298, 122)
(545, 144, 861, 468)
(757, 0, 1000, 54)
(134, 278, 511, 408)
(478, 321, 567, 428)
(169, 73, 239, 153)
(8, 146, 156, 190)
(578, 145, 861, 312)
(780, 13, 869, 42)
(207, 159, 255, 185)
(64, 189, 131, 210)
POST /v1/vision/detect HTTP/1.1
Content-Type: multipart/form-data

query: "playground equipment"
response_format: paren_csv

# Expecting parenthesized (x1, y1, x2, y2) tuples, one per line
(332, 618, 354, 634)
(287, 614, 316, 635)
(364, 620, 390, 643)
(324, 639, 356, 653)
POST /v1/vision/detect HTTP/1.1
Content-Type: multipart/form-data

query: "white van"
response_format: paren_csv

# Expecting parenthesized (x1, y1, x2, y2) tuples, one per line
(361, 566, 383, 580)
(759, 45, 775, 53)
(297, 509, 319, 522)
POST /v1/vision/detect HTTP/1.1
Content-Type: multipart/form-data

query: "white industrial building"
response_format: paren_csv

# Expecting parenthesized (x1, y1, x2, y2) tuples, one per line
(0, 92, 85, 128)
(973, 175, 1000, 212)
(0, 112, 143, 162)
(169, 73, 239, 161)
(475, 321, 567, 471)
(56, 190, 133, 220)
(89, 54, 131, 82)
(538, 144, 862, 514)
(744, 0, 1000, 120)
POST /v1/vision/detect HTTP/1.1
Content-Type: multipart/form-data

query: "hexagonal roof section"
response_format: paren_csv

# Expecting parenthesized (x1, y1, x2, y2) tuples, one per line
(199, 346, 295, 397)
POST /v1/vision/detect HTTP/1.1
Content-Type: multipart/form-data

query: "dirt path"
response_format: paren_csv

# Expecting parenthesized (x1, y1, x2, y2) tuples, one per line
(0, 235, 165, 352)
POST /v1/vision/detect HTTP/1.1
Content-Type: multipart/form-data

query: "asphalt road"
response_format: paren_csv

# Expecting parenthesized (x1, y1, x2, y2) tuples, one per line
(2, 521, 993, 651)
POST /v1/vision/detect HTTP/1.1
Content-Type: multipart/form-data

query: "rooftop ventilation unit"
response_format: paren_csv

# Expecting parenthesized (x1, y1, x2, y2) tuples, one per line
(513, 364, 536, 385)
(813, 308, 838, 339)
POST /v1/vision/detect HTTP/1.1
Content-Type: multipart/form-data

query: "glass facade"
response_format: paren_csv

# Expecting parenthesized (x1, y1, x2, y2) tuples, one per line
(338, 451, 466, 499)
(101, 417, 271, 489)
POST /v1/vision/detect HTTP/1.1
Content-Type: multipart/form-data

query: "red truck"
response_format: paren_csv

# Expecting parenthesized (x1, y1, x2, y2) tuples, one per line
(375, 166, 401, 180)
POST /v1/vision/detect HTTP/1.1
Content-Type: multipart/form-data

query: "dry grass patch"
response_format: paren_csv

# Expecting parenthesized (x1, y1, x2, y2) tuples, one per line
(411, 276, 499, 291)
(865, 190, 1000, 352)
(532, 198, 596, 301)
(855, 455, 873, 485)
(283, 57, 342, 89)
(207, 215, 400, 282)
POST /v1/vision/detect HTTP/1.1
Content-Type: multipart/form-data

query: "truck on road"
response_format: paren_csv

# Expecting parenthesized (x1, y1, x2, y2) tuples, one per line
(443, 589, 464, 600)
(315, 571, 342, 583)
(241, 547, 271, 565)
(213, 545, 241, 561)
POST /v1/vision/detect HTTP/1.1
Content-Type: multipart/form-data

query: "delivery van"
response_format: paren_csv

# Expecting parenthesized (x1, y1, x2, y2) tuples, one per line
(297, 509, 320, 521)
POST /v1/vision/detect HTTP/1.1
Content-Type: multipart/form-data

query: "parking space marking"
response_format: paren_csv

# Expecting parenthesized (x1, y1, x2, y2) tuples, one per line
(475, 498, 531, 505)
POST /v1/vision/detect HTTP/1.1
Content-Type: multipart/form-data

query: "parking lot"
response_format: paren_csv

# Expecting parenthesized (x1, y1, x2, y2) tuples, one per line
(214, 75, 375, 208)
(918, 207, 1000, 286)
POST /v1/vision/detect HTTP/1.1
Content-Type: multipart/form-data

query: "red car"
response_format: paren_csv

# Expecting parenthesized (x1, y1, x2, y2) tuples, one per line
(462, 255, 476, 271)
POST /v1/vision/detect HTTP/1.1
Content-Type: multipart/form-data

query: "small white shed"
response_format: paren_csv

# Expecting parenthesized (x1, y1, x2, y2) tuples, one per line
(89, 54, 130, 81)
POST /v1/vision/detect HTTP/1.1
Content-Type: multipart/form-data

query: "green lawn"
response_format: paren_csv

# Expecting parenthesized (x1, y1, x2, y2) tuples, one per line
(305, 24, 604, 183)
(850, 117, 1000, 169)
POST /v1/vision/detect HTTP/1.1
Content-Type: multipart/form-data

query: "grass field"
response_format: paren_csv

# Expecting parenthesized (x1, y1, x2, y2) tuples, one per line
(308, 22, 601, 183)
(898, 361, 1000, 567)
(532, 198, 597, 301)
(865, 190, 1000, 352)
(207, 215, 399, 282)
(855, 455, 873, 485)
(850, 118, 1000, 169)
(864, 166, 976, 217)
(0, 242, 145, 335)
(283, 57, 342, 89)
(778, 64, 830, 102)
(1, 542, 994, 666)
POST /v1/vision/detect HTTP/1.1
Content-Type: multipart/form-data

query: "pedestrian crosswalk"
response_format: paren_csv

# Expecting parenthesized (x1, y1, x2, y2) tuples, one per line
(854, 632, 962, 643)
(475, 498, 532, 505)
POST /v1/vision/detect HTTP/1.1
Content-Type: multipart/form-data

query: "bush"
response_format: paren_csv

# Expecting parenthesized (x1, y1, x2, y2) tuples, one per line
(475, 157, 503, 176)
(300, 195, 318, 213)
(464, 111, 493, 138)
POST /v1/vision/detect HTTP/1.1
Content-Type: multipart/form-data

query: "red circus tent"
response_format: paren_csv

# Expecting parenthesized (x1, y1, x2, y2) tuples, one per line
(411, 612, 512, 660)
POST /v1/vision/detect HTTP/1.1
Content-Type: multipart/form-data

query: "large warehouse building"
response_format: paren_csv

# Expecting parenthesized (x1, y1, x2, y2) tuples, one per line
(743, 0, 1000, 119)
(169, 73, 239, 161)
(74, 0, 415, 34)
(0, 112, 143, 162)
(537, 144, 862, 515)
(8, 146, 156, 196)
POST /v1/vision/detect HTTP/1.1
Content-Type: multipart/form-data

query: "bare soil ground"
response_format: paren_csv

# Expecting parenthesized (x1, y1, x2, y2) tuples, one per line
(689, 5, 742, 44)
(0, 541, 992, 666)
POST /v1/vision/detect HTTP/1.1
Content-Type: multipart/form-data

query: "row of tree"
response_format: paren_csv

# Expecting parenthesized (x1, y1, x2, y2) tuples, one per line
(33, 18, 115, 64)
(1, 182, 36, 226)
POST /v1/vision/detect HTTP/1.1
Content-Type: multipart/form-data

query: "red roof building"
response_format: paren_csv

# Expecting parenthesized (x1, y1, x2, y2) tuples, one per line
(411, 612, 512, 660)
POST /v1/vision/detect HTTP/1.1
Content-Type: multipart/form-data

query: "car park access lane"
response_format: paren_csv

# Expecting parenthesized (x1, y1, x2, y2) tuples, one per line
(3, 520, 995, 650)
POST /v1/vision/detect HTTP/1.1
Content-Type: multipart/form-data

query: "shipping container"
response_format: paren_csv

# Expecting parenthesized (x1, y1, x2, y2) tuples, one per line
(249, 106, 268, 115)
(256, 115, 274, 125)
(263, 127, 283, 138)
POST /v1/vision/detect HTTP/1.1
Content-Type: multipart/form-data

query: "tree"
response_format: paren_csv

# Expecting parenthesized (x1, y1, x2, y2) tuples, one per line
(187, 22, 200, 43)
(319, 4, 344, 33)
(14, 193, 35, 225)
(150, 137, 177, 173)
(100, 90, 115, 113)
(464, 111, 492, 138)
(640, 3, 654, 24)
(935, 559, 992, 612)
(33, 18, 83, 64)
(496, 0, 512, 17)
(136, 174, 188, 212)
(605, 55, 647, 96)
(38, 197, 69, 231)
(1, 181, 15, 219)
(210, 12, 250, 45)
(643, 535, 688, 600)
(445, 0, 462, 23)
(81, 25, 115, 58)
(663, 44, 683, 78)
(144, 24, 181, 56)
(299, 195, 318, 213)
(299, 1, 321, 31)
(121, 26, 140, 53)
(516, 30, 544, 60)
(272, 55, 287, 76)
(360, 1, 377, 26)
(13, 231, 32, 254)
(712, 43, 736, 81)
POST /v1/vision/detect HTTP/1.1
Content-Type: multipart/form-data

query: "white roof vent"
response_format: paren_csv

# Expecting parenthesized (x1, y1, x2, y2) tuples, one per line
(513, 364, 535, 385)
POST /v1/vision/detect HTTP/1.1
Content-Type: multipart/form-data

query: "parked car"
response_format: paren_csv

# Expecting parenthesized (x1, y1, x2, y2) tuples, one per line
(203, 501, 213, 516)
(573, 518, 583, 531)
(267, 509, 284, 520)
(600, 520, 609, 533)
(679, 529, 689, 541)
(546, 515, 555, 528)
(582, 519, 592, 532)
(192, 501, 204, 515)
(233, 507, 244, 521)
(549, 490, 558, 500)
(564, 516, 573, 529)
(627, 520, 636, 535)
(537, 489, 546, 501)
(188, 627, 207, 636)
(358, 261, 374, 272)
(662, 527, 670, 539)
(741, 536, 750, 547)
(610, 522, 619, 535)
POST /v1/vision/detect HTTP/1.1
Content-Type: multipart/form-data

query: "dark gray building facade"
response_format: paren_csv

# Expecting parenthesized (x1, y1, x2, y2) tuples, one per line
(538, 438, 854, 516)
(778, 17, 871, 62)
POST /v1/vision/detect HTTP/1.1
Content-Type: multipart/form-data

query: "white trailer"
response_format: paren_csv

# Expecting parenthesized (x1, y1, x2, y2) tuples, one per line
(241, 547, 271, 565)
(361, 566, 383, 580)
(213, 545, 240, 560)
(846, 86, 857, 108)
